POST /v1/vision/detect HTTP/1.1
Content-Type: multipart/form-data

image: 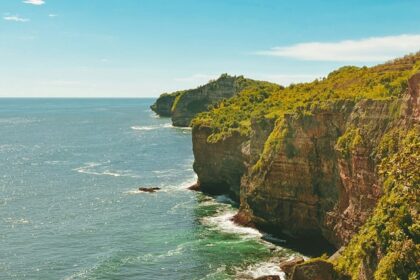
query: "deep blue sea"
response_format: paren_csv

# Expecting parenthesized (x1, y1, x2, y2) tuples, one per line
(0, 99, 299, 279)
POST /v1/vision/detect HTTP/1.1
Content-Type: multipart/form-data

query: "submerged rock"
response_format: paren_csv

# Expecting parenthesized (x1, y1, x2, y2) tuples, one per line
(138, 187, 161, 193)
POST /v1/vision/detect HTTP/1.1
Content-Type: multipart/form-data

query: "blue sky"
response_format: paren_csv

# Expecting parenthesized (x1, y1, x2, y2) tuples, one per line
(1, 0, 420, 97)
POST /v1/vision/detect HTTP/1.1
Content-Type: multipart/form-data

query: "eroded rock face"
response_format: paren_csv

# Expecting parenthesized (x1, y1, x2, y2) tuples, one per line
(192, 126, 247, 201)
(325, 99, 399, 245)
(241, 101, 356, 243)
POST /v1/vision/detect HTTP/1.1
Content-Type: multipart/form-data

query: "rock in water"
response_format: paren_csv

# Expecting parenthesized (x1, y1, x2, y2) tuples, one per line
(187, 182, 200, 191)
(138, 187, 161, 193)
(254, 276, 281, 280)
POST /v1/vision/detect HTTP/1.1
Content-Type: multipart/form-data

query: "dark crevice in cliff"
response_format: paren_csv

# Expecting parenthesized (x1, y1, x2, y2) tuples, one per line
(260, 230, 336, 257)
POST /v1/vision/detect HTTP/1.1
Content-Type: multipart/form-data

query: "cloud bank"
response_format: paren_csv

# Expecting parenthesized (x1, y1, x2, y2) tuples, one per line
(258, 34, 420, 62)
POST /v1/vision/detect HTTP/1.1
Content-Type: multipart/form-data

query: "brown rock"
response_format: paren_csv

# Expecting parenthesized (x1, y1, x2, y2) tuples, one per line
(231, 211, 255, 227)
(188, 183, 200, 191)
(138, 187, 161, 193)
(291, 260, 335, 280)
(254, 276, 281, 280)
(279, 257, 305, 277)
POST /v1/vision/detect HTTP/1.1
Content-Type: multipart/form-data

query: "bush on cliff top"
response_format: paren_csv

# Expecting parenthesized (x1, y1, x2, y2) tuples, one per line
(167, 73, 281, 117)
(192, 53, 420, 143)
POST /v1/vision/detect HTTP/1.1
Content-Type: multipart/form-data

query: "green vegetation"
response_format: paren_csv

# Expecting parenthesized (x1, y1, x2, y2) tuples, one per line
(192, 53, 420, 144)
(336, 127, 363, 158)
(335, 127, 420, 280)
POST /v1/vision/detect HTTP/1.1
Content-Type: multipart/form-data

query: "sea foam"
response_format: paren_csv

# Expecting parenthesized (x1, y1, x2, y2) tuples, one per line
(131, 123, 172, 131)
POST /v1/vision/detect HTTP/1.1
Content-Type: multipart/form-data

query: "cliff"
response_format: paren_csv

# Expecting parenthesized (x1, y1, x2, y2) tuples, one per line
(150, 92, 180, 117)
(151, 74, 281, 127)
(190, 53, 420, 279)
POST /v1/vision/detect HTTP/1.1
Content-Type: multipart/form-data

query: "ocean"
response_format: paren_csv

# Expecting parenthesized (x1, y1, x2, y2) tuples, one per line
(0, 99, 300, 279)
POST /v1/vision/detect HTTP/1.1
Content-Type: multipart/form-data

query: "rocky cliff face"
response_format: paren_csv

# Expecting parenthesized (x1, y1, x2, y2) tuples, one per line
(192, 73, 419, 252)
(150, 93, 178, 117)
(240, 101, 356, 244)
(192, 126, 246, 201)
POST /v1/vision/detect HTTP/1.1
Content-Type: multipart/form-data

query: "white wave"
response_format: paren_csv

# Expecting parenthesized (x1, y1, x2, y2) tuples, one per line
(214, 195, 237, 205)
(236, 259, 286, 280)
(173, 126, 192, 130)
(201, 209, 263, 239)
(0, 117, 37, 125)
(4, 218, 30, 225)
(167, 197, 196, 214)
(163, 176, 197, 192)
(131, 123, 172, 131)
(44, 160, 68, 165)
(0, 144, 26, 153)
(73, 162, 129, 178)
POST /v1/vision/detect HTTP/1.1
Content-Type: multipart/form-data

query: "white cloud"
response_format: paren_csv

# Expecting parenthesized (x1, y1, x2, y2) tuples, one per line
(48, 14, 58, 17)
(3, 15, 30, 22)
(258, 34, 420, 62)
(23, 0, 45, 5)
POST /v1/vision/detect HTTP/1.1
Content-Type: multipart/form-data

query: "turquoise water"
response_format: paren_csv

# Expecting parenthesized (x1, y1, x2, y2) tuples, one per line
(0, 99, 297, 279)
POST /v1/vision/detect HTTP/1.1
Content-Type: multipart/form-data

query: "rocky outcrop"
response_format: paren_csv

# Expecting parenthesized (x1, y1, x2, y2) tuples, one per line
(171, 74, 247, 127)
(151, 74, 252, 126)
(290, 260, 337, 280)
(192, 126, 247, 201)
(150, 93, 178, 117)
(279, 257, 305, 278)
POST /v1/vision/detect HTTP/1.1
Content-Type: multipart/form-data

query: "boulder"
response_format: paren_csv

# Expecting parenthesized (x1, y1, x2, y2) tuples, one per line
(291, 260, 335, 280)
(279, 257, 305, 278)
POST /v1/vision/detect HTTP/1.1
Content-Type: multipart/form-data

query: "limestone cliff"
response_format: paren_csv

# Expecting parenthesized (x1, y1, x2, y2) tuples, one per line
(190, 54, 420, 279)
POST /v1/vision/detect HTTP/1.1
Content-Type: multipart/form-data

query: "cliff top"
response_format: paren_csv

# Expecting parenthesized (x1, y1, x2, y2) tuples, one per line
(192, 52, 420, 142)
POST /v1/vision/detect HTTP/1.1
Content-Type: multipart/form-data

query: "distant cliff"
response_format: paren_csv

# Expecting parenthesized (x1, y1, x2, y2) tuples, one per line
(190, 53, 420, 279)
(151, 74, 281, 127)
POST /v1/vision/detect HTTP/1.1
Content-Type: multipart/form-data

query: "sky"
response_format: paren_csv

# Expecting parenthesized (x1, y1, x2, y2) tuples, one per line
(1, 0, 420, 97)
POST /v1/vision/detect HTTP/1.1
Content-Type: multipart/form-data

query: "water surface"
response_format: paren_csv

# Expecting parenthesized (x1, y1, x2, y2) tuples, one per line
(0, 99, 298, 279)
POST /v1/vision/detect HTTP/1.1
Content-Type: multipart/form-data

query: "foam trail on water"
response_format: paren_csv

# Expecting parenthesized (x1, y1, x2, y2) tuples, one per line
(201, 208, 262, 239)
(73, 162, 138, 178)
(131, 123, 172, 131)
(236, 259, 286, 280)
